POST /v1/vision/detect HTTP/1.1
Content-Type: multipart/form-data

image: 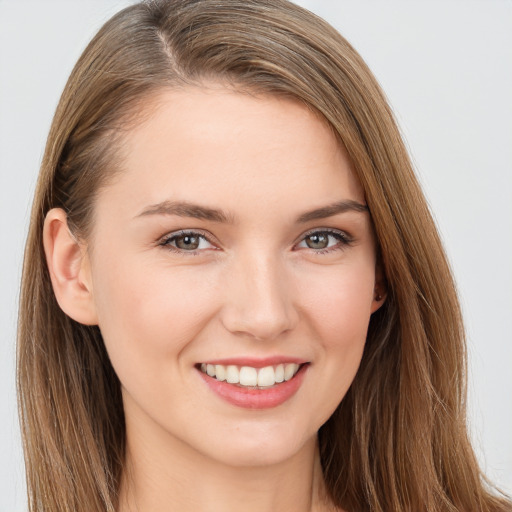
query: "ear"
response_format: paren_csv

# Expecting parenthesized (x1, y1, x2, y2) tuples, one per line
(370, 261, 387, 314)
(43, 208, 98, 325)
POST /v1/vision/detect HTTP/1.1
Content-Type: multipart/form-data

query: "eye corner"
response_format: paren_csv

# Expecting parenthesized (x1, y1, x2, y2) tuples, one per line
(293, 228, 354, 254)
(157, 229, 219, 255)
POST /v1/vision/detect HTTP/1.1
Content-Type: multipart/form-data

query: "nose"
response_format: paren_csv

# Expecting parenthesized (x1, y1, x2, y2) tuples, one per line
(219, 251, 299, 341)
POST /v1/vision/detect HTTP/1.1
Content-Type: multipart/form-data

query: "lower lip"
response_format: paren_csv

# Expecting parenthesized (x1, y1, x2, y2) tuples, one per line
(198, 364, 309, 409)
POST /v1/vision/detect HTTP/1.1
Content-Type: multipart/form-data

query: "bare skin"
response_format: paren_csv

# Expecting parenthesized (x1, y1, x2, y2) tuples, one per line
(119, 432, 339, 512)
(44, 83, 384, 512)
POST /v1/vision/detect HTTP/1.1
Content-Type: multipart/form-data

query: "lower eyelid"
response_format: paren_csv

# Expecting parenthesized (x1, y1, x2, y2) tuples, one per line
(158, 231, 214, 250)
(297, 230, 352, 247)
(157, 229, 352, 254)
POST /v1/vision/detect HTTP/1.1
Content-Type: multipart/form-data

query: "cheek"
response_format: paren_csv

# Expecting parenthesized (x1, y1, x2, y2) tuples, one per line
(90, 252, 218, 380)
(299, 260, 375, 341)
(296, 261, 375, 413)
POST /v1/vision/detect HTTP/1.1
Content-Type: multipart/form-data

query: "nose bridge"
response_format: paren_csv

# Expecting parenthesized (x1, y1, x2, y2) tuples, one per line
(221, 246, 297, 340)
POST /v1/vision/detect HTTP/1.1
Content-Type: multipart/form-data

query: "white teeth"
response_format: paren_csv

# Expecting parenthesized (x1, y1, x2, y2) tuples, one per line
(284, 363, 299, 381)
(239, 366, 258, 386)
(275, 364, 284, 383)
(215, 364, 226, 382)
(257, 366, 275, 387)
(199, 362, 302, 387)
(226, 365, 239, 384)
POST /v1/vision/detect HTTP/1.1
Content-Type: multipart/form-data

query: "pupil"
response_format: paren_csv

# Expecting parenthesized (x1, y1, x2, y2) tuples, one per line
(306, 233, 328, 249)
(177, 235, 199, 250)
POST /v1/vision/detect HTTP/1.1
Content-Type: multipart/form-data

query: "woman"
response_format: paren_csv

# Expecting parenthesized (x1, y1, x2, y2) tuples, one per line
(17, 0, 511, 511)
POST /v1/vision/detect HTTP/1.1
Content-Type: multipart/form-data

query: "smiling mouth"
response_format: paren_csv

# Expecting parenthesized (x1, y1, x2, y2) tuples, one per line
(197, 362, 304, 388)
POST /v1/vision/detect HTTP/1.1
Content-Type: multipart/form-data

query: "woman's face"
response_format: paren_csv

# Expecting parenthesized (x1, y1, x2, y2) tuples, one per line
(85, 84, 382, 467)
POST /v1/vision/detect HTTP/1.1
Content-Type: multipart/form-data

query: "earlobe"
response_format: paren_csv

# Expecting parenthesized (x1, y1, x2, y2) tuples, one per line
(370, 263, 387, 314)
(43, 208, 98, 325)
(371, 289, 386, 313)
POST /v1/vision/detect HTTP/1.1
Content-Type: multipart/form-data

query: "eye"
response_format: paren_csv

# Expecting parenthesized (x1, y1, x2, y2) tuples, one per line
(295, 229, 352, 253)
(159, 230, 216, 253)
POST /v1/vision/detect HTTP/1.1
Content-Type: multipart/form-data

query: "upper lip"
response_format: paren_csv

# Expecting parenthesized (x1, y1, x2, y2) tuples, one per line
(198, 356, 309, 368)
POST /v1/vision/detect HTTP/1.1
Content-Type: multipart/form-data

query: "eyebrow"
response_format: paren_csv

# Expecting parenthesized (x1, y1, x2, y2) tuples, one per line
(136, 200, 233, 223)
(135, 199, 368, 223)
(295, 200, 369, 223)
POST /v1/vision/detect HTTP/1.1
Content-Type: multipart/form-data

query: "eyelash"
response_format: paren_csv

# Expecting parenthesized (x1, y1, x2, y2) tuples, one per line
(296, 228, 353, 254)
(158, 229, 215, 256)
(158, 228, 353, 256)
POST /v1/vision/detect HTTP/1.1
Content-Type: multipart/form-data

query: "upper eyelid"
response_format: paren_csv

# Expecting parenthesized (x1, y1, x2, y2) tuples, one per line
(295, 227, 352, 243)
(158, 230, 218, 255)
(158, 227, 352, 252)
(159, 229, 214, 243)
(301, 227, 349, 236)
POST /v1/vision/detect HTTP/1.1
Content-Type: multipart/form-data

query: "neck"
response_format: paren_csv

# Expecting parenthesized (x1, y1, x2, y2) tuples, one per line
(118, 419, 336, 512)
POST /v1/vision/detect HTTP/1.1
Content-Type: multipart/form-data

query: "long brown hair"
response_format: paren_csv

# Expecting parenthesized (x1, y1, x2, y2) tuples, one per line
(17, 1, 511, 511)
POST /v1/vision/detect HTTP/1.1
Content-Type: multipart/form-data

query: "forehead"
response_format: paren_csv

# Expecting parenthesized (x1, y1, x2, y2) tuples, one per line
(97, 84, 364, 222)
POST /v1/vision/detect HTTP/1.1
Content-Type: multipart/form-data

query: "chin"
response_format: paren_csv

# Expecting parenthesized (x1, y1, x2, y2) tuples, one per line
(196, 424, 317, 468)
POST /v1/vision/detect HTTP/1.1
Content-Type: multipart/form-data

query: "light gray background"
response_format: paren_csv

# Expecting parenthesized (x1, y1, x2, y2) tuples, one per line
(1, 1, 511, 510)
